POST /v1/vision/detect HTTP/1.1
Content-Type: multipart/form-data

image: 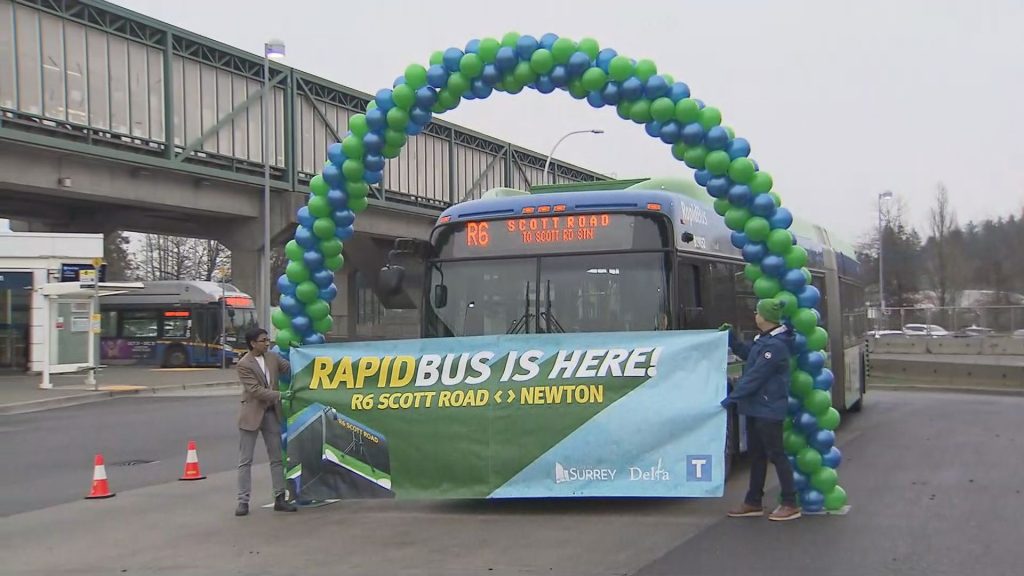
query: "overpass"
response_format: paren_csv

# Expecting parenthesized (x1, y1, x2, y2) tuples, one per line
(0, 0, 606, 340)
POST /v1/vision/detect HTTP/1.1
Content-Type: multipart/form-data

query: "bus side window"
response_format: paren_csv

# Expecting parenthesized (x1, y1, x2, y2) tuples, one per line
(194, 308, 219, 344)
(702, 262, 740, 333)
(676, 259, 705, 329)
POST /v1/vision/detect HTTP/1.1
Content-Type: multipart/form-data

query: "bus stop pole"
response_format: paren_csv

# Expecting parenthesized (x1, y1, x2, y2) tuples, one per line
(221, 280, 227, 369)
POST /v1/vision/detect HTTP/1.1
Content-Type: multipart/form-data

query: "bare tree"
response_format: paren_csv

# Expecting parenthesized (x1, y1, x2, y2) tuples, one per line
(927, 183, 962, 307)
(134, 234, 231, 281)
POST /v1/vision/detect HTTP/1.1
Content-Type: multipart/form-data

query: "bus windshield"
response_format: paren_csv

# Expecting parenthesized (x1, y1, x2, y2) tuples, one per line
(225, 306, 258, 338)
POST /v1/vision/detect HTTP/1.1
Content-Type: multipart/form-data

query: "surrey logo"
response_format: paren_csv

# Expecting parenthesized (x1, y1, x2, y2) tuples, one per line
(554, 462, 617, 483)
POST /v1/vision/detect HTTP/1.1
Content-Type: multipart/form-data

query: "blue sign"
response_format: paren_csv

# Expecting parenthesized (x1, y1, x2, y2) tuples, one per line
(60, 264, 106, 283)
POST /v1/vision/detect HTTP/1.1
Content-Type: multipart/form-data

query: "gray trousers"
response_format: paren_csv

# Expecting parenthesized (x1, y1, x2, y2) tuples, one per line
(237, 408, 286, 504)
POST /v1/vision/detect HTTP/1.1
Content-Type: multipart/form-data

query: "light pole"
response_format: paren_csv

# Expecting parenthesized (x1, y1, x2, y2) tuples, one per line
(878, 191, 893, 316)
(263, 39, 285, 329)
(543, 129, 603, 184)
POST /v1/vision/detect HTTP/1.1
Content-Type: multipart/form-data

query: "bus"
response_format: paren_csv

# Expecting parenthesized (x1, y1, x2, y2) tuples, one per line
(382, 177, 867, 469)
(99, 280, 258, 368)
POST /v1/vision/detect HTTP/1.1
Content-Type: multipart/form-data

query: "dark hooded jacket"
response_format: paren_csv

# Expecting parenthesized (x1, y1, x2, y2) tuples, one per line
(723, 325, 794, 420)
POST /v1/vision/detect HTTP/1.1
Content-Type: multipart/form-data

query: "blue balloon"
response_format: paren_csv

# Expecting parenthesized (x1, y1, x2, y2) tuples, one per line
(535, 76, 556, 94)
(277, 274, 296, 296)
(326, 142, 344, 165)
(814, 369, 835, 391)
(326, 189, 348, 211)
(295, 225, 317, 249)
(495, 46, 517, 73)
(787, 454, 798, 470)
(365, 108, 387, 132)
(313, 268, 334, 289)
(706, 176, 731, 198)
(296, 206, 314, 228)
(728, 184, 752, 207)
(761, 255, 786, 278)
(596, 48, 617, 72)
(426, 64, 448, 89)
(693, 98, 705, 109)
(800, 488, 825, 512)
(644, 75, 670, 99)
(470, 79, 493, 100)
(550, 65, 569, 87)
(620, 77, 643, 100)
(782, 268, 808, 293)
(539, 33, 559, 50)
(681, 123, 705, 146)
(567, 52, 591, 77)
(276, 347, 290, 361)
(321, 163, 343, 187)
(333, 209, 355, 228)
(727, 137, 751, 159)
(742, 242, 767, 263)
(392, 76, 406, 88)
(362, 153, 385, 173)
(362, 133, 383, 156)
(464, 38, 481, 53)
(797, 285, 821, 308)
(303, 333, 326, 346)
(374, 89, 395, 112)
(319, 283, 338, 302)
(480, 64, 501, 86)
(414, 86, 438, 109)
(694, 169, 712, 187)
(659, 121, 682, 144)
(644, 120, 662, 138)
(705, 126, 730, 150)
(751, 193, 777, 218)
(792, 469, 809, 491)
(787, 396, 802, 417)
(796, 411, 818, 435)
(279, 294, 304, 317)
(792, 332, 808, 354)
(600, 83, 621, 105)
(586, 91, 604, 108)
(798, 351, 826, 375)
(669, 82, 691, 102)
(810, 429, 836, 453)
(769, 207, 793, 230)
(363, 170, 382, 185)
(730, 231, 748, 249)
(405, 121, 427, 135)
(822, 446, 842, 469)
(291, 315, 312, 335)
(336, 225, 355, 240)
(515, 35, 539, 59)
(303, 250, 325, 271)
(442, 47, 464, 73)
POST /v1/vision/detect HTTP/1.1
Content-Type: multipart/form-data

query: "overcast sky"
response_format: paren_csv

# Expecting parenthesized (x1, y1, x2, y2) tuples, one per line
(110, 0, 1023, 243)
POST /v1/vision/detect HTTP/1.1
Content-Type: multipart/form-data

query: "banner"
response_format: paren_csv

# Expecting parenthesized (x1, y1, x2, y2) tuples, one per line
(285, 330, 727, 500)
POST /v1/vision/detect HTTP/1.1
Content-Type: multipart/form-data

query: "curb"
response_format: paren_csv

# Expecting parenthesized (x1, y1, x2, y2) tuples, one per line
(870, 383, 1024, 397)
(0, 380, 240, 416)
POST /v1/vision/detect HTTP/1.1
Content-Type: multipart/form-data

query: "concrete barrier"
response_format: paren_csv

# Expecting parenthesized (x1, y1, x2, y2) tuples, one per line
(867, 336, 1024, 356)
(868, 355, 1024, 391)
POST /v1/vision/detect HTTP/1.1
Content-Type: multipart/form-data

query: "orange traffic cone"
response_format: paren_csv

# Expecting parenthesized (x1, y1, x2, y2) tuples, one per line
(86, 453, 115, 499)
(179, 440, 206, 481)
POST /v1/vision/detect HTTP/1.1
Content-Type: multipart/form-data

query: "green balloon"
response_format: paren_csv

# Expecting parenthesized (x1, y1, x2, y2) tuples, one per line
(271, 307, 290, 330)
(805, 389, 832, 417)
(674, 99, 700, 124)
(796, 446, 823, 475)
(811, 466, 838, 493)
(551, 38, 576, 64)
(802, 267, 812, 285)
(308, 195, 331, 219)
(529, 49, 554, 75)
(382, 143, 401, 159)
(729, 158, 757, 184)
(807, 326, 829, 352)
(745, 217, 771, 242)
(724, 207, 752, 231)
(478, 38, 500, 63)
(313, 315, 333, 335)
(391, 84, 415, 110)
(436, 90, 459, 111)
(744, 263, 763, 282)
(581, 68, 607, 92)
(650, 97, 675, 123)
(566, 80, 587, 100)
(577, 37, 600, 60)
(791, 370, 813, 398)
(312, 217, 336, 240)
(723, 125, 735, 139)
(384, 128, 407, 148)
(682, 145, 709, 169)
(705, 150, 731, 176)
(284, 240, 304, 262)
(617, 100, 633, 120)
(784, 430, 807, 455)
(713, 198, 731, 217)
(784, 245, 809, 269)
(447, 72, 470, 96)
(635, 59, 657, 81)
(348, 114, 368, 137)
(275, 328, 297, 349)
(309, 174, 329, 196)
(386, 107, 409, 131)
(608, 56, 634, 82)
(319, 238, 342, 259)
(501, 32, 520, 48)
(349, 197, 369, 213)
(324, 254, 344, 271)
(698, 106, 722, 129)
(754, 276, 781, 298)
(767, 229, 794, 255)
(770, 191, 782, 207)
(792, 308, 818, 335)
(296, 281, 319, 304)
(404, 64, 427, 90)
(629, 100, 652, 123)
(341, 135, 365, 159)
(824, 486, 848, 511)
(750, 171, 774, 194)
(429, 51, 443, 66)
(460, 53, 483, 78)
(789, 357, 798, 372)
(341, 159, 363, 182)
(306, 300, 330, 321)
(285, 261, 310, 284)
(347, 182, 370, 199)
(818, 407, 841, 431)
(366, 101, 377, 112)
(670, 141, 687, 161)
(513, 62, 537, 85)
(503, 78, 525, 94)
(776, 290, 799, 317)
(783, 418, 792, 431)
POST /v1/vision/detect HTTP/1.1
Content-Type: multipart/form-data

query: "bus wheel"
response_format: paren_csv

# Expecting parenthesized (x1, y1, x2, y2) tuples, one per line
(163, 346, 189, 369)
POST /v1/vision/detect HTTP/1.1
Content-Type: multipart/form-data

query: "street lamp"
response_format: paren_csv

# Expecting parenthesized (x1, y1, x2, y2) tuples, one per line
(543, 129, 603, 184)
(878, 191, 894, 314)
(262, 39, 285, 329)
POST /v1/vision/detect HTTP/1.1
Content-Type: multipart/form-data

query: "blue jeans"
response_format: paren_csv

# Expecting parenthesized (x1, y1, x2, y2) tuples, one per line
(744, 416, 797, 508)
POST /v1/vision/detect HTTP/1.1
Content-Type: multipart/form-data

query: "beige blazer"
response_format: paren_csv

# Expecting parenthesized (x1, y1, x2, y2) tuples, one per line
(236, 351, 291, 431)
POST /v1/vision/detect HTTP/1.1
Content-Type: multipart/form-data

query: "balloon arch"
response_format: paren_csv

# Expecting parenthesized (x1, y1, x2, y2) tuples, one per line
(271, 33, 847, 512)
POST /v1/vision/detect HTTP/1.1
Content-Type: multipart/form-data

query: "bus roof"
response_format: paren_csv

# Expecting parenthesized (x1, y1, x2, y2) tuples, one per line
(100, 280, 252, 306)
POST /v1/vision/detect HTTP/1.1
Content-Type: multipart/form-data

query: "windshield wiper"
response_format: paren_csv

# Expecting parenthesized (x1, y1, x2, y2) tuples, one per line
(540, 280, 565, 333)
(507, 281, 532, 334)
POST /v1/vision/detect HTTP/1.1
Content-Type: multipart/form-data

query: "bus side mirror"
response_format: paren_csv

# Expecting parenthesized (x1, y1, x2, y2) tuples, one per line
(227, 309, 235, 319)
(379, 265, 405, 296)
(433, 284, 448, 309)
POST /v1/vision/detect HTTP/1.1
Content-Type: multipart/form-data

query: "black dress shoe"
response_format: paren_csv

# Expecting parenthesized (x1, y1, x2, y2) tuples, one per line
(273, 494, 297, 512)
(235, 502, 249, 516)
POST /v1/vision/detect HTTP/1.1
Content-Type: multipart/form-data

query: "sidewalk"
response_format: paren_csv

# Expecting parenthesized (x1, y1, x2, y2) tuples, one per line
(0, 366, 239, 415)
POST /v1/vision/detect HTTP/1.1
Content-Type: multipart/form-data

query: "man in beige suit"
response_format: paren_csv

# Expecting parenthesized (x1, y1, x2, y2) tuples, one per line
(235, 327, 297, 516)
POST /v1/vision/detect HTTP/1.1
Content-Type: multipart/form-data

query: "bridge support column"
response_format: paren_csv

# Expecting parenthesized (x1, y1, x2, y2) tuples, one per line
(230, 248, 263, 326)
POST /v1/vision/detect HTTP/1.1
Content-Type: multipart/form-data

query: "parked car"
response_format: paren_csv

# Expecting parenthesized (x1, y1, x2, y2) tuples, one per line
(1013, 329, 1024, 339)
(902, 324, 950, 337)
(866, 330, 905, 338)
(956, 325, 995, 337)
